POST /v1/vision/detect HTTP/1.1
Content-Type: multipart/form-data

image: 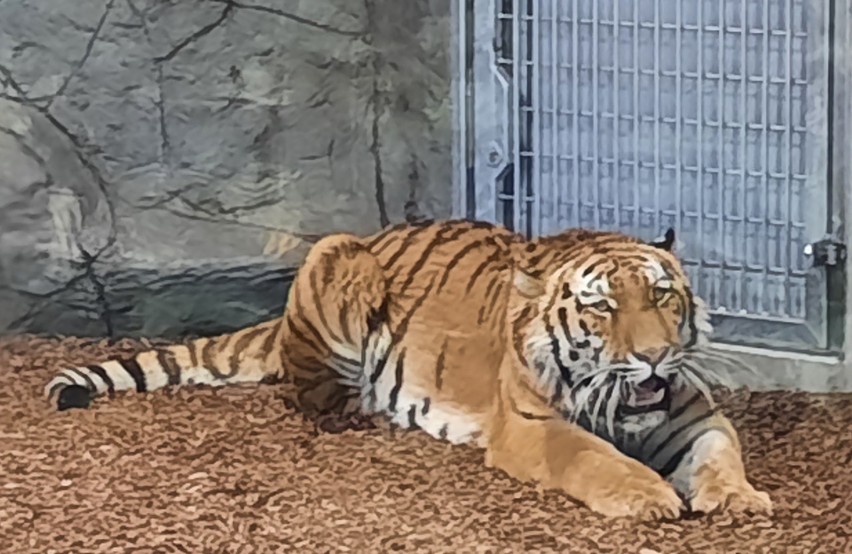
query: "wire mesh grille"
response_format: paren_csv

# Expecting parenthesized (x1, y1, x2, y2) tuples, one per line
(495, 0, 827, 322)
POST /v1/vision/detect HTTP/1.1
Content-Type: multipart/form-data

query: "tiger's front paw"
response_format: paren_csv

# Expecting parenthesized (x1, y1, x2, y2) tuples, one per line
(581, 456, 685, 520)
(689, 480, 772, 516)
(586, 484, 684, 521)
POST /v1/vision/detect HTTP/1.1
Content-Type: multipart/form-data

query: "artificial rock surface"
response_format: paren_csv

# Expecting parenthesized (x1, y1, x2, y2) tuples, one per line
(0, 0, 453, 337)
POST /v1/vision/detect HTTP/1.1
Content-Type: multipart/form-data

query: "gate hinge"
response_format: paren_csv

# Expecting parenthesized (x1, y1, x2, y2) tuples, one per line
(803, 238, 847, 267)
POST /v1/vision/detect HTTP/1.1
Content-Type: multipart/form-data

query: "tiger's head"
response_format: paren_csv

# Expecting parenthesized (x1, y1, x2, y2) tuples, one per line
(512, 228, 715, 436)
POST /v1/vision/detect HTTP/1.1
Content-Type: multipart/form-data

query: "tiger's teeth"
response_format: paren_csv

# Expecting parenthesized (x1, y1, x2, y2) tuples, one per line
(648, 388, 664, 404)
(627, 388, 665, 407)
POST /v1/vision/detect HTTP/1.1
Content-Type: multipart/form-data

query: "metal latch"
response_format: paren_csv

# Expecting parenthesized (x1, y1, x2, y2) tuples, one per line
(803, 238, 847, 267)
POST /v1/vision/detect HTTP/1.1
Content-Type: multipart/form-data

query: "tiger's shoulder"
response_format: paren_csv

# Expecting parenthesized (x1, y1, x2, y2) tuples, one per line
(513, 227, 648, 279)
(354, 219, 642, 295)
(350, 218, 662, 281)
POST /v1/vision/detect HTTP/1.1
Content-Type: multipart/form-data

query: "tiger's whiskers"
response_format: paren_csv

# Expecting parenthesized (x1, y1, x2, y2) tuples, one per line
(603, 376, 622, 439)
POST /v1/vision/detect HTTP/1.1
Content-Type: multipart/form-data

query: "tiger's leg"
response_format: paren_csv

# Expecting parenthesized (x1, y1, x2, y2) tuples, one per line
(663, 416, 772, 515)
(486, 394, 684, 520)
(280, 233, 389, 431)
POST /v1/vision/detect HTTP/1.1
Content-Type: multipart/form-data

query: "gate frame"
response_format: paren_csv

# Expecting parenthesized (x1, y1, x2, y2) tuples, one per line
(451, 0, 852, 391)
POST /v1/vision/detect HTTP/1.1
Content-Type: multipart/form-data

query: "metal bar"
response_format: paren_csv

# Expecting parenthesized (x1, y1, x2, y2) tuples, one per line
(822, 0, 838, 346)
(740, 0, 748, 312)
(531, 0, 542, 236)
(471, 0, 505, 223)
(825, 0, 835, 234)
(633, 0, 640, 233)
(512, 0, 522, 233)
(675, 0, 682, 246)
(572, 0, 580, 227)
(653, 0, 661, 237)
(717, 0, 726, 309)
(613, 0, 621, 230)
(451, 0, 463, 218)
(550, 0, 559, 232)
(784, 0, 794, 320)
(761, 0, 770, 314)
(696, 0, 705, 295)
(592, 0, 600, 229)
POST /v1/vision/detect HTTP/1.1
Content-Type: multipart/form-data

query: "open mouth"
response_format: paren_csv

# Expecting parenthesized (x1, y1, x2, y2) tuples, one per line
(618, 375, 671, 416)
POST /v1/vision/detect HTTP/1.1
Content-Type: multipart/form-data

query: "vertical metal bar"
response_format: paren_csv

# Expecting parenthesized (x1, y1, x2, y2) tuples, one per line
(572, 0, 580, 226)
(613, 0, 621, 230)
(633, 0, 640, 233)
(592, 0, 601, 229)
(471, 0, 506, 224)
(717, 0, 726, 308)
(654, 0, 661, 236)
(761, 0, 770, 314)
(675, 0, 683, 242)
(825, 0, 846, 351)
(451, 0, 468, 219)
(531, 0, 542, 236)
(550, 0, 559, 231)
(783, 0, 793, 317)
(696, 0, 704, 293)
(739, 0, 748, 312)
(512, 0, 522, 233)
(825, 0, 835, 234)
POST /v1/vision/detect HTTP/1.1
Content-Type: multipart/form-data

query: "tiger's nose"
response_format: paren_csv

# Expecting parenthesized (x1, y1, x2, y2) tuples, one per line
(633, 347, 670, 369)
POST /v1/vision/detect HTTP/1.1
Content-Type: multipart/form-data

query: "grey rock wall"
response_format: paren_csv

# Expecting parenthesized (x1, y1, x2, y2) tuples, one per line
(0, 0, 453, 338)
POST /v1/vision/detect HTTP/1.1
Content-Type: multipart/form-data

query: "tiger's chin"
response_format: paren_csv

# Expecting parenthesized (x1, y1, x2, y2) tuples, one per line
(617, 411, 668, 433)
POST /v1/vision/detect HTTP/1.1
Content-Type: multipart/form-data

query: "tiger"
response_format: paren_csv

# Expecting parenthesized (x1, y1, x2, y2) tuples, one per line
(44, 219, 771, 520)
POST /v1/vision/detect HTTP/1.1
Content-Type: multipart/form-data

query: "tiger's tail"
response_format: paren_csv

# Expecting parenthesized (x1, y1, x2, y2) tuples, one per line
(44, 318, 285, 411)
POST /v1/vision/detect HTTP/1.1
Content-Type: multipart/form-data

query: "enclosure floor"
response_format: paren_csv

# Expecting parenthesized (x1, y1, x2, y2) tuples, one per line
(1, 335, 850, 553)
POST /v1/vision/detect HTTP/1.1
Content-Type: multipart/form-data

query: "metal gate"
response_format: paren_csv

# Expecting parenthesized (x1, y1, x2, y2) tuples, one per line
(457, 0, 845, 352)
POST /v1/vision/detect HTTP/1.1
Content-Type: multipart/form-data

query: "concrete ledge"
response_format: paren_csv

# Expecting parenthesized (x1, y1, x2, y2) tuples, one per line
(711, 342, 851, 393)
(2, 259, 295, 339)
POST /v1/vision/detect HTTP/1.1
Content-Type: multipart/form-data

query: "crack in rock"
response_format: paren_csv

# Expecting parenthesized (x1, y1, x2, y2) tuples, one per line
(45, 0, 117, 110)
(125, 0, 171, 184)
(154, 1, 236, 63)
(212, 0, 367, 36)
(364, 0, 389, 229)
(0, 92, 118, 334)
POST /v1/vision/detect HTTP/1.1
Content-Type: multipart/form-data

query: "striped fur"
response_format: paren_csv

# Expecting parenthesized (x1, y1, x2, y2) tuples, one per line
(44, 219, 769, 518)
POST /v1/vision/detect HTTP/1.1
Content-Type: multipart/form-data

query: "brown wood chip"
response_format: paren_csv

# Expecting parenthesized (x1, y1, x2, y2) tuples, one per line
(1, 334, 850, 553)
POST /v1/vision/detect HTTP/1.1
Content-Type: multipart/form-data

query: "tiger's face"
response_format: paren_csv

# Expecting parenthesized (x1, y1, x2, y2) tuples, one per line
(515, 230, 713, 436)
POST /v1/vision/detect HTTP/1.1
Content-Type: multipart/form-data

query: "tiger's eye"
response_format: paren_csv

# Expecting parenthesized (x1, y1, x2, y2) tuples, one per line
(652, 287, 671, 304)
(590, 300, 611, 312)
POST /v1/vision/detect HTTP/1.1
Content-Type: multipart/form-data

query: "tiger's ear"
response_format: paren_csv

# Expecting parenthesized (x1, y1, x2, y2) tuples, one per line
(649, 228, 676, 252)
(513, 269, 546, 300)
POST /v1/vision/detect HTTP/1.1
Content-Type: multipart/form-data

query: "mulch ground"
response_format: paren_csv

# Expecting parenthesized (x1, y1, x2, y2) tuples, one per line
(1, 335, 850, 553)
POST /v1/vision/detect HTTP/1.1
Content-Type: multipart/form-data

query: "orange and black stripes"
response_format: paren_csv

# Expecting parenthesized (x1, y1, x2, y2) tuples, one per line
(120, 357, 147, 392)
(434, 341, 447, 390)
(155, 349, 182, 386)
(85, 364, 115, 394)
(511, 304, 535, 367)
(45, 319, 283, 410)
